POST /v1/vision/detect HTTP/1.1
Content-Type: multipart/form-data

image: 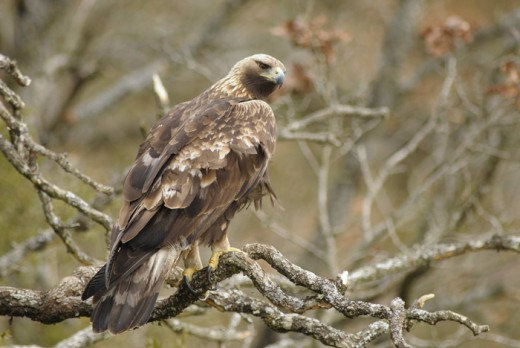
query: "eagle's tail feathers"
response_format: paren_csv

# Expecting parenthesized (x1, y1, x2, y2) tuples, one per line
(82, 264, 107, 301)
(90, 247, 181, 334)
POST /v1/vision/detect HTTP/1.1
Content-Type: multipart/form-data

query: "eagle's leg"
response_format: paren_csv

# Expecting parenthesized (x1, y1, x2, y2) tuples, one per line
(207, 235, 244, 284)
(182, 244, 203, 294)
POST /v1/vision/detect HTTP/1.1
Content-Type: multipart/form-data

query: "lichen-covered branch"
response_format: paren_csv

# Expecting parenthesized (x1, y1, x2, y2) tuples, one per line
(348, 233, 520, 289)
(0, 239, 501, 347)
(37, 190, 98, 266)
(163, 317, 251, 342)
(0, 131, 112, 230)
(54, 326, 111, 348)
(0, 54, 32, 87)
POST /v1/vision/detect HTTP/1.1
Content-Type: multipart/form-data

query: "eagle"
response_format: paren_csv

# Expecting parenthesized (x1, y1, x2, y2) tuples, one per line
(82, 54, 285, 334)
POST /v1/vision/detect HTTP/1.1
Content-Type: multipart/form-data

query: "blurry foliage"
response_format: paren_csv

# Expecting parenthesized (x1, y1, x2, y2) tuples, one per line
(421, 15, 474, 56)
(488, 59, 520, 108)
(271, 14, 351, 64)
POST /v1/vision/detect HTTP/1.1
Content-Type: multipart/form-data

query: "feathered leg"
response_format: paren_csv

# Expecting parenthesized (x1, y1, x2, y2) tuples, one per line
(181, 243, 204, 294)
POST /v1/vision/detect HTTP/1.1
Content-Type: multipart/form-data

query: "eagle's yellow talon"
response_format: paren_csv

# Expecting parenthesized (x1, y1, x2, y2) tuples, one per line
(182, 267, 197, 282)
(206, 247, 245, 286)
(208, 247, 244, 271)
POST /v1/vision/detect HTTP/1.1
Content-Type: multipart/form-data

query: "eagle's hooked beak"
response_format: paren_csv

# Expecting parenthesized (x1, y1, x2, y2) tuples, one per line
(272, 66, 285, 87)
(262, 66, 285, 87)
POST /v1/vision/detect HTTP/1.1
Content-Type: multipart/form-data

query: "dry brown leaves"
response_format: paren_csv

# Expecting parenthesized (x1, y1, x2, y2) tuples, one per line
(422, 16, 474, 56)
(487, 60, 520, 108)
(278, 62, 315, 96)
(272, 15, 350, 96)
(272, 15, 351, 64)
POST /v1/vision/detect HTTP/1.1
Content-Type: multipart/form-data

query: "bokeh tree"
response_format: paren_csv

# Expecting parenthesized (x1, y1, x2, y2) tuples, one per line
(1, 1, 520, 347)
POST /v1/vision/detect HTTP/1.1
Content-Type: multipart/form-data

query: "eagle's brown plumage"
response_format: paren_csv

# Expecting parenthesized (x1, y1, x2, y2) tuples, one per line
(82, 54, 285, 334)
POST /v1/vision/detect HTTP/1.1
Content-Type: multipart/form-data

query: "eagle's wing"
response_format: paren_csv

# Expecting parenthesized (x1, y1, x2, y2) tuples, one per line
(83, 98, 276, 333)
(117, 98, 275, 246)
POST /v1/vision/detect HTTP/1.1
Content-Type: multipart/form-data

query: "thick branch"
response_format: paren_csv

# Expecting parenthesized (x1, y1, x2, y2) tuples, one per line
(0, 273, 91, 324)
(206, 289, 359, 347)
(0, 242, 493, 347)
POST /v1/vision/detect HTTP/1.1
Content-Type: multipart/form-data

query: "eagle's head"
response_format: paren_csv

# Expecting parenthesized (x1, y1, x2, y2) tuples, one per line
(230, 54, 286, 100)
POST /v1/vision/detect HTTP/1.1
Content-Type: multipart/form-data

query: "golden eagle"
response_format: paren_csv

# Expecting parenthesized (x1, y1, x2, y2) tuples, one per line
(82, 54, 285, 334)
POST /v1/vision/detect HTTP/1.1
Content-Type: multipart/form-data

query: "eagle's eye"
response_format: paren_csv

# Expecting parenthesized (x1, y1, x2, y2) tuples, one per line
(257, 61, 270, 70)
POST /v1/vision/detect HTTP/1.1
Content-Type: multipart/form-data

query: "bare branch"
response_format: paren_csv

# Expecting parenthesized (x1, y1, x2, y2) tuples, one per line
(0, 242, 495, 346)
(0, 132, 112, 230)
(163, 318, 251, 342)
(0, 54, 32, 87)
(277, 129, 341, 145)
(348, 233, 520, 289)
(407, 308, 489, 336)
(37, 190, 98, 266)
(0, 230, 55, 278)
(0, 79, 25, 109)
(285, 104, 389, 132)
(0, 277, 91, 324)
(389, 298, 411, 348)
(153, 73, 170, 118)
(54, 326, 110, 348)
(207, 289, 359, 348)
(254, 210, 326, 261)
(29, 141, 114, 195)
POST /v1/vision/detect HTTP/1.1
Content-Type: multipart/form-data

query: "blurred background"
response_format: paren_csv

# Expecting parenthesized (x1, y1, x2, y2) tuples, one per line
(1, 0, 520, 347)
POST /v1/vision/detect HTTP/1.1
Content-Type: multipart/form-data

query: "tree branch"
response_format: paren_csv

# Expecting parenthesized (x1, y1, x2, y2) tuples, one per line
(0, 54, 32, 87)
(0, 239, 498, 346)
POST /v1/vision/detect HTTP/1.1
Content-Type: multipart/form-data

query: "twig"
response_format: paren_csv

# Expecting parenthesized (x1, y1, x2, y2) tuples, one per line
(54, 326, 111, 348)
(37, 191, 98, 266)
(163, 318, 251, 342)
(30, 141, 114, 195)
(0, 133, 112, 230)
(0, 80, 25, 109)
(0, 230, 55, 278)
(317, 145, 338, 275)
(277, 129, 341, 145)
(348, 233, 520, 289)
(350, 57, 458, 257)
(254, 210, 326, 261)
(153, 73, 170, 118)
(285, 104, 388, 132)
(407, 308, 489, 336)
(0, 53, 32, 86)
(0, 173, 119, 279)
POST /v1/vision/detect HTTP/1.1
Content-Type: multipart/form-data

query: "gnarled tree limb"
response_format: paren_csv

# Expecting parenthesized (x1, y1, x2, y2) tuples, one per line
(0, 238, 500, 347)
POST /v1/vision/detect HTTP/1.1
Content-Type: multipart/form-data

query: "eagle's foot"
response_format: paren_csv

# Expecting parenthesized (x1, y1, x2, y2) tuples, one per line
(181, 244, 206, 297)
(182, 268, 198, 293)
(182, 268, 208, 299)
(207, 247, 244, 285)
